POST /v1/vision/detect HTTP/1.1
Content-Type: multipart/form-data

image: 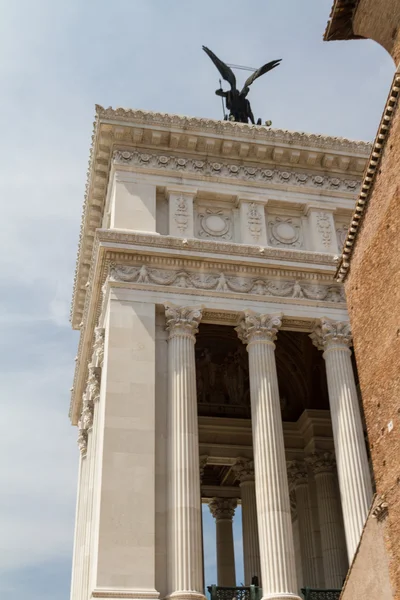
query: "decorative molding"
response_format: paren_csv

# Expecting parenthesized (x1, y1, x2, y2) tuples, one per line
(109, 263, 345, 304)
(97, 229, 339, 267)
(310, 317, 352, 351)
(208, 497, 237, 520)
(316, 212, 333, 249)
(236, 311, 282, 345)
(164, 303, 203, 340)
(268, 216, 303, 248)
(114, 149, 362, 194)
(336, 71, 400, 281)
(98, 105, 371, 153)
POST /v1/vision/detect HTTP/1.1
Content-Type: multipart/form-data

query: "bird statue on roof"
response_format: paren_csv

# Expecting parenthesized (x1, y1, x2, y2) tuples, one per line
(202, 46, 281, 125)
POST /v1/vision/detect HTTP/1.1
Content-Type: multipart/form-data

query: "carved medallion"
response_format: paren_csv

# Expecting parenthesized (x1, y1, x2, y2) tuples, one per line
(268, 216, 302, 248)
(197, 208, 232, 240)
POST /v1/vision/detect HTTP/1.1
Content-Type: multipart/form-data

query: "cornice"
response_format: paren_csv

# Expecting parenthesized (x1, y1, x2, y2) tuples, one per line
(96, 105, 371, 154)
(336, 70, 400, 282)
(71, 105, 370, 329)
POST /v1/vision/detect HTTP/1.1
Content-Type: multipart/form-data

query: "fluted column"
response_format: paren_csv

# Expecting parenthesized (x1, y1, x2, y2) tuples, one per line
(287, 461, 318, 588)
(306, 453, 348, 589)
(310, 319, 373, 563)
(209, 498, 237, 587)
(236, 312, 300, 600)
(232, 458, 261, 585)
(165, 304, 205, 600)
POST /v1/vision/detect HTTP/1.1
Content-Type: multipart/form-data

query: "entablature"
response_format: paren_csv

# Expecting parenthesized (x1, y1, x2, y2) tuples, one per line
(71, 106, 370, 331)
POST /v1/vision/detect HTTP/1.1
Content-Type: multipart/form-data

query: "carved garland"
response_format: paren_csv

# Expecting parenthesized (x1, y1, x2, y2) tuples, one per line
(109, 264, 345, 303)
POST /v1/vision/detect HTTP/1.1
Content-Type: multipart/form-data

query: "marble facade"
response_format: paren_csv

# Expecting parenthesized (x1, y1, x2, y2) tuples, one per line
(69, 107, 373, 600)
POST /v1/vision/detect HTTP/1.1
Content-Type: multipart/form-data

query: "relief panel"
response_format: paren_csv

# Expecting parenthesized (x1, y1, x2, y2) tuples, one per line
(267, 214, 304, 249)
(335, 218, 351, 252)
(195, 205, 234, 241)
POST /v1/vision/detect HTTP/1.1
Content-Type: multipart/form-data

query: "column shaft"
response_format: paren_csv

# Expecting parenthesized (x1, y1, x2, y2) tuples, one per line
(209, 498, 237, 587)
(241, 481, 261, 585)
(311, 319, 373, 563)
(232, 459, 261, 585)
(307, 455, 348, 589)
(166, 305, 204, 600)
(288, 462, 318, 588)
(237, 313, 300, 600)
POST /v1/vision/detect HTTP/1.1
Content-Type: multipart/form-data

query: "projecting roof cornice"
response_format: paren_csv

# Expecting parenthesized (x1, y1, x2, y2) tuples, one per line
(70, 105, 371, 329)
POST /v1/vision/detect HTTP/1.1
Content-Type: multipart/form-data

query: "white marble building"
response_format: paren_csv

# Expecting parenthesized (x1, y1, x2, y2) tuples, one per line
(69, 106, 374, 600)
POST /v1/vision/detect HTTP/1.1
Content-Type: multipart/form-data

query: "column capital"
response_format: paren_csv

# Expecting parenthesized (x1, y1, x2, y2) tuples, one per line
(287, 460, 308, 490)
(209, 497, 237, 521)
(236, 310, 282, 345)
(164, 304, 203, 340)
(232, 457, 255, 483)
(305, 452, 336, 475)
(199, 455, 208, 483)
(310, 318, 352, 352)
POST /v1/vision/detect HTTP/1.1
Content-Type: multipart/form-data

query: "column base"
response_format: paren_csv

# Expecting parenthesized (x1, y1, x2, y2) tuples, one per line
(91, 589, 160, 599)
(262, 594, 302, 600)
(166, 593, 206, 600)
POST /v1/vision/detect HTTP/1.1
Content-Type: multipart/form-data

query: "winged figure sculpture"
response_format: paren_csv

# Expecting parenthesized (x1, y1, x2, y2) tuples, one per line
(202, 46, 281, 124)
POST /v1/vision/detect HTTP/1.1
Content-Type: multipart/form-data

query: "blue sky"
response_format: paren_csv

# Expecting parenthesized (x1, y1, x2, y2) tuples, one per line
(0, 1, 395, 598)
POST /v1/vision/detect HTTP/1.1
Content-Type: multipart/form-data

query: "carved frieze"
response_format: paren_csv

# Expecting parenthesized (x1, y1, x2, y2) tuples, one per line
(196, 207, 233, 241)
(109, 264, 345, 303)
(268, 216, 303, 248)
(113, 150, 361, 193)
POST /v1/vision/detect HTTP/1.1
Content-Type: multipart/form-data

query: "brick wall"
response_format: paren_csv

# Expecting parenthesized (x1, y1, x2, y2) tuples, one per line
(345, 94, 400, 598)
(353, 0, 400, 63)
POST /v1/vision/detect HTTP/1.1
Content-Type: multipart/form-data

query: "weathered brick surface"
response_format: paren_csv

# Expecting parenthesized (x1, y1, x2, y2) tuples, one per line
(353, 0, 400, 63)
(345, 95, 400, 598)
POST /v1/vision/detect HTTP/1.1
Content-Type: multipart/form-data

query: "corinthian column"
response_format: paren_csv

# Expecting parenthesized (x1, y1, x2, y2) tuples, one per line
(232, 458, 261, 586)
(306, 452, 348, 589)
(209, 498, 237, 587)
(236, 312, 300, 600)
(287, 461, 318, 588)
(165, 304, 205, 600)
(310, 319, 373, 563)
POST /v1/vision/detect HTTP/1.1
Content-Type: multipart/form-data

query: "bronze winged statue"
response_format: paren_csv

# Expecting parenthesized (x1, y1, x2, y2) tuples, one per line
(202, 46, 281, 124)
